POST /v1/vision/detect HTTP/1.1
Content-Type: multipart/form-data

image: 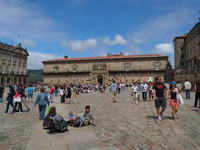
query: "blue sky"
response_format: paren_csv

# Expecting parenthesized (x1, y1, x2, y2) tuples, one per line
(0, 0, 199, 69)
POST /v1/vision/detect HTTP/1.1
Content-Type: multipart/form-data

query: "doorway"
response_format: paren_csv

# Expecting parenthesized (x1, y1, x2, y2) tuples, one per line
(97, 75, 103, 85)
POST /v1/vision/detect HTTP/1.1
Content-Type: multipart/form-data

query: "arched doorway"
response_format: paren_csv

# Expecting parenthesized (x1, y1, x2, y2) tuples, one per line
(97, 75, 103, 85)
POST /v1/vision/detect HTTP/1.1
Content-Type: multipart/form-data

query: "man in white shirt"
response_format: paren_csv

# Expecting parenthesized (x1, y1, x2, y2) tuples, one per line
(142, 82, 149, 101)
(184, 80, 192, 99)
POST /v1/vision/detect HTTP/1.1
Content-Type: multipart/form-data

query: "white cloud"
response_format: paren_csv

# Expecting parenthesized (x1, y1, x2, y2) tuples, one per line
(28, 51, 59, 69)
(154, 43, 173, 54)
(62, 38, 98, 51)
(0, 0, 64, 46)
(103, 34, 127, 45)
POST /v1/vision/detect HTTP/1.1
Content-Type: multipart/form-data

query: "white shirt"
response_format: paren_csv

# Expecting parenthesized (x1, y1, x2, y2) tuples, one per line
(184, 81, 192, 90)
(142, 83, 149, 92)
(132, 85, 139, 93)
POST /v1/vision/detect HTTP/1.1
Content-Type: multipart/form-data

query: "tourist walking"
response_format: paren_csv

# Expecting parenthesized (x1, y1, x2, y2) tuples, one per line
(60, 86, 66, 104)
(35, 87, 50, 120)
(4, 85, 16, 113)
(66, 86, 72, 104)
(110, 81, 118, 103)
(142, 82, 149, 101)
(49, 86, 55, 103)
(0, 85, 4, 103)
(194, 81, 200, 108)
(14, 84, 25, 112)
(131, 82, 140, 104)
(27, 85, 34, 103)
(168, 84, 179, 120)
(149, 82, 154, 101)
(153, 77, 168, 121)
(184, 80, 192, 99)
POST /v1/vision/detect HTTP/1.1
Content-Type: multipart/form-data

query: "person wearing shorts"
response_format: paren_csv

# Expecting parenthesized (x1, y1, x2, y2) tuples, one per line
(153, 77, 168, 121)
(110, 81, 118, 103)
(131, 82, 140, 104)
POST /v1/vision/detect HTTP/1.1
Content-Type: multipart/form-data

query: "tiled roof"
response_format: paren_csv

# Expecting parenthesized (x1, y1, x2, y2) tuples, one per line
(44, 54, 166, 62)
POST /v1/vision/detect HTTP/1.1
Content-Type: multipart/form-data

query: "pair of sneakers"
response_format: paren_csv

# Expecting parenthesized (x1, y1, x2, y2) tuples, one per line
(158, 115, 164, 121)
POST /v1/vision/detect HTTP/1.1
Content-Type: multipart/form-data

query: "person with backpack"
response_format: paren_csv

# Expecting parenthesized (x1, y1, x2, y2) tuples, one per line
(35, 87, 50, 120)
(43, 106, 57, 129)
(4, 85, 16, 113)
(49, 113, 68, 133)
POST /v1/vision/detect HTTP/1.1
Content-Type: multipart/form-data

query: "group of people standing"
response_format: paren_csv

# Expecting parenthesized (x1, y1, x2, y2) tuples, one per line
(4, 84, 32, 113)
(109, 77, 200, 120)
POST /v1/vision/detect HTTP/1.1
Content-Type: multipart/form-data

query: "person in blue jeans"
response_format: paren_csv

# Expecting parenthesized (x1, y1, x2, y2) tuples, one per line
(27, 85, 34, 103)
(35, 87, 50, 120)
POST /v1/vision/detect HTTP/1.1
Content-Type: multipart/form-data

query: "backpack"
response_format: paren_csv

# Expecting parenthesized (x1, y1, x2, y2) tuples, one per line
(52, 115, 68, 132)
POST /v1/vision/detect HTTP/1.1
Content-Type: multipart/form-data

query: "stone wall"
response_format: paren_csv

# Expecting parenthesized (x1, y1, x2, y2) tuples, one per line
(43, 57, 168, 84)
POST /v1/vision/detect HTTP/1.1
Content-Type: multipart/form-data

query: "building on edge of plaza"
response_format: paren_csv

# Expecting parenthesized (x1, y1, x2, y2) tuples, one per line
(174, 22, 200, 84)
(42, 53, 172, 85)
(0, 42, 29, 86)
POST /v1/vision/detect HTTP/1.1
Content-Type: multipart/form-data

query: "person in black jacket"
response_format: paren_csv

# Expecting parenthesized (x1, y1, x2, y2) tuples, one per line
(5, 85, 16, 113)
(0, 85, 4, 103)
(194, 81, 200, 108)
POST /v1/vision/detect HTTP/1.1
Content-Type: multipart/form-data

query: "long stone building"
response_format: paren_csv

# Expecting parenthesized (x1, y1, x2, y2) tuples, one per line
(174, 22, 200, 83)
(43, 54, 171, 85)
(0, 43, 29, 86)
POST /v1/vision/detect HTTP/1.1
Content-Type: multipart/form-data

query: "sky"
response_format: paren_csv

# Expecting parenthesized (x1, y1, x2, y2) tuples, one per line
(0, 0, 199, 69)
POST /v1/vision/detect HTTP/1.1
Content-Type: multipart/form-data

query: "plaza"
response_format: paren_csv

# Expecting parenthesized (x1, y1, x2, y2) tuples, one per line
(0, 90, 199, 150)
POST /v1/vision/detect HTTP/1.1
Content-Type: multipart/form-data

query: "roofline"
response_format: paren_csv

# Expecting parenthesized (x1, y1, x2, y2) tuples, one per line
(173, 22, 200, 41)
(43, 54, 168, 64)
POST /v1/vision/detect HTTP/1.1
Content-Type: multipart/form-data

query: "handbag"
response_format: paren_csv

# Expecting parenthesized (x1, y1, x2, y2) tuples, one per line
(14, 97, 22, 103)
(177, 93, 184, 104)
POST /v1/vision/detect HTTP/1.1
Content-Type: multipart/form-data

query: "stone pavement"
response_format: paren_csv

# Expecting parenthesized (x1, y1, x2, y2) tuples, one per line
(1, 89, 198, 150)
(26, 102, 109, 150)
(25, 90, 200, 150)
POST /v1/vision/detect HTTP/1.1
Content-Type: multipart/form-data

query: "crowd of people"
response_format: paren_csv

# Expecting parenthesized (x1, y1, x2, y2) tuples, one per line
(0, 77, 200, 133)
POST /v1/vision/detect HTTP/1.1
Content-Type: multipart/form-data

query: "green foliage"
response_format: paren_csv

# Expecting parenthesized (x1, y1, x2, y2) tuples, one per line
(27, 70, 43, 83)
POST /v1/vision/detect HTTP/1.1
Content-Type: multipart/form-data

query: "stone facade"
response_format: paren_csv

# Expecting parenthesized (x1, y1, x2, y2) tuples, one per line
(43, 54, 170, 85)
(0, 43, 29, 86)
(174, 22, 200, 83)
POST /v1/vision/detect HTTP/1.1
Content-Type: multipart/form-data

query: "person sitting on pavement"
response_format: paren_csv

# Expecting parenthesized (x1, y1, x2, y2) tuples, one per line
(48, 113, 69, 133)
(67, 111, 80, 126)
(43, 106, 57, 129)
(71, 105, 96, 127)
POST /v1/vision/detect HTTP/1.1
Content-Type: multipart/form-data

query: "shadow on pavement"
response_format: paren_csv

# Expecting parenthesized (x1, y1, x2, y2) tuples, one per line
(146, 115, 172, 120)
